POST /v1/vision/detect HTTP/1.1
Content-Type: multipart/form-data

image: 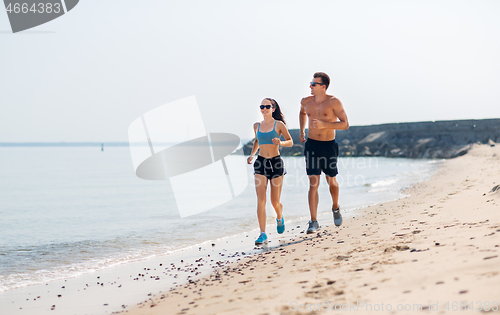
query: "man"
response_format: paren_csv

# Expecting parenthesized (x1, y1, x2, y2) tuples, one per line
(299, 72, 349, 234)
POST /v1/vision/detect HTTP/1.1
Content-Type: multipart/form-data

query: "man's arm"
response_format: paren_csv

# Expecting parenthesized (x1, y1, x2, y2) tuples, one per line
(311, 98, 349, 130)
(299, 98, 308, 143)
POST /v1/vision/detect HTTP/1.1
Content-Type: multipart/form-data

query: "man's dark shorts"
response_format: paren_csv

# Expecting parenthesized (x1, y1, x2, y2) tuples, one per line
(304, 139, 339, 177)
(254, 155, 286, 180)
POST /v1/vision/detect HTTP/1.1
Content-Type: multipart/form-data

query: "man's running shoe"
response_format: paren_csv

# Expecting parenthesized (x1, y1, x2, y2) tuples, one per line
(306, 220, 319, 234)
(276, 217, 285, 234)
(333, 207, 342, 226)
(255, 232, 268, 245)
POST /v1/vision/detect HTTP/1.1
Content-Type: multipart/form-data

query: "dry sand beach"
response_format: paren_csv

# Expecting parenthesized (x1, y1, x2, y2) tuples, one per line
(124, 144, 500, 315)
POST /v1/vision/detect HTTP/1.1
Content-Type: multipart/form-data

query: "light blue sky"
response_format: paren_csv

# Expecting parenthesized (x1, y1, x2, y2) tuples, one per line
(1, 0, 499, 142)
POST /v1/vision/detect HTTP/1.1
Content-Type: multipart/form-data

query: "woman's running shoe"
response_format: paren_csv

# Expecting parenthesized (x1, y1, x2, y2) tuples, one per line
(255, 232, 268, 245)
(276, 217, 285, 234)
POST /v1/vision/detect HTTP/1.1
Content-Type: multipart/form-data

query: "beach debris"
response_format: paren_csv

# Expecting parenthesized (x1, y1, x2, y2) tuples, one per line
(483, 255, 498, 260)
(410, 248, 429, 252)
(395, 245, 410, 251)
(459, 290, 468, 294)
(490, 185, 500, 193)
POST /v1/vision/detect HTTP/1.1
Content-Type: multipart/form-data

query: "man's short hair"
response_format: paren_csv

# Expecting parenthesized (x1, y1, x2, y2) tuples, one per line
(313, 72, 330, 90)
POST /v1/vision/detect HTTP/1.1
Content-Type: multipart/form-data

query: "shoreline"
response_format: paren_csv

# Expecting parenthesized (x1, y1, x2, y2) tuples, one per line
(124, 144, 500, 315)
(0, 156, 436, 299)
(0, 191, 426, 315)
(0, 210, 362, 315)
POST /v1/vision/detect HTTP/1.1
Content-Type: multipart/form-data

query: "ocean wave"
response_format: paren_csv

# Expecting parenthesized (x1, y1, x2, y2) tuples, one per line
(365, 178, 399, 188)
(0, 241, 181, 293)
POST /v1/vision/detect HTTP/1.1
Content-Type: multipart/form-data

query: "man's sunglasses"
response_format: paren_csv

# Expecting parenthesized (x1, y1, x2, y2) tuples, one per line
(310, 82, 325, 87)
(260, 105, 273, 109)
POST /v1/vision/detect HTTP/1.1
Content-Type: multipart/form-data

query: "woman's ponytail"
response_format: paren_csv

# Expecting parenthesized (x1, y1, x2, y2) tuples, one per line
(266, 98, 286, 125)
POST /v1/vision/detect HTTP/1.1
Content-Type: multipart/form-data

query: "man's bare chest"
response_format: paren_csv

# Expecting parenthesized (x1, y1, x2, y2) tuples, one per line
(305, 103, 336, 120)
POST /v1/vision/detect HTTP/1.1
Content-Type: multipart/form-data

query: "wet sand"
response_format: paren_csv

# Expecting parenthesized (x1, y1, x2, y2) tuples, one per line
(124, 144, 500, 315)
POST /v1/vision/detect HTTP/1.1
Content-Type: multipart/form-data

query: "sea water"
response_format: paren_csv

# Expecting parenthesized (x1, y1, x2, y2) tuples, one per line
(0, 146, 440, 293)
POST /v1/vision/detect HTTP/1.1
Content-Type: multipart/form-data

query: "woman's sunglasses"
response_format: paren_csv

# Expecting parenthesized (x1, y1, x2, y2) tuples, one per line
(260, 105, 273, 109)
(310, 82, 325, 87)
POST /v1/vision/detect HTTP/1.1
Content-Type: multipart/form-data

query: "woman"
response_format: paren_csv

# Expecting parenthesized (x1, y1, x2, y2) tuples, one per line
(247, 98, 293, 245)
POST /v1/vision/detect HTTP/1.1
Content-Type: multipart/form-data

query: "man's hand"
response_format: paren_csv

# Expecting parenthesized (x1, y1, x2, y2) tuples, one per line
(247, 155, 254, 164)
(272, 138, 282, 146)
(311, 119, 327, 129)
(299, 132, 306, 143)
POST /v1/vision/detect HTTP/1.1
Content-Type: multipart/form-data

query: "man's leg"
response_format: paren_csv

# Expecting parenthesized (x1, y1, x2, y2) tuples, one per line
(308, 175, 321, 221)
(325, 175, 339, 210)
(326, 175, 342, 226)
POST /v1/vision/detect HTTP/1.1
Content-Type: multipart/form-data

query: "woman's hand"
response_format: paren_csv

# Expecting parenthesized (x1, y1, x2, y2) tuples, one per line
(247, 155, 255, 164)
(272, 138, 282, 146)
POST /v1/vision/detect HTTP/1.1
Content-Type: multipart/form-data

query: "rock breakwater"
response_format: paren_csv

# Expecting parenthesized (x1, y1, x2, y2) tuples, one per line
(241, 119, 500, 159)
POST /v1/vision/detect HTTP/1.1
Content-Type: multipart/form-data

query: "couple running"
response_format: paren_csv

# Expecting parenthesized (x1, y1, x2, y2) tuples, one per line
(247, 72, 349, 245)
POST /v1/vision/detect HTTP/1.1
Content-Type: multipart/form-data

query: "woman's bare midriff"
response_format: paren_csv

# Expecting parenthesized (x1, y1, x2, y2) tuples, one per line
(258, 144, 280, 158)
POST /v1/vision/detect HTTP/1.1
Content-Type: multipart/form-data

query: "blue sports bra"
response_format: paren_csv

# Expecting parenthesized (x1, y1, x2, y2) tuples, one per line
(256, 120, 279, 145)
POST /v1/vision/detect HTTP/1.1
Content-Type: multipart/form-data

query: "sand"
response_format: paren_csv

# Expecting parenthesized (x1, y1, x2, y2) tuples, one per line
(123, 144, 500, 315)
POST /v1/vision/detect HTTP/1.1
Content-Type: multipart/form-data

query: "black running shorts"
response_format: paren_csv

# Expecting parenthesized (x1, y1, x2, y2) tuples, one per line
(253, 155, 286, 180)
(304, 139, 339, 177)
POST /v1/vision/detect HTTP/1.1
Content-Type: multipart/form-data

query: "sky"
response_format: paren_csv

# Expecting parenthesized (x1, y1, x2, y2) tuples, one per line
(1, 0, 499, 142)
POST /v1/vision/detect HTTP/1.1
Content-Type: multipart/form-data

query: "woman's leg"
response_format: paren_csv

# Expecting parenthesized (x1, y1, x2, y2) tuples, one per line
(255, 174, 268, 232)
(270, 175, 284, 219)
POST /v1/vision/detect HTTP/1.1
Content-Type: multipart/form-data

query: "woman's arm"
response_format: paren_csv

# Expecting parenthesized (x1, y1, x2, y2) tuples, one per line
(247, 123, 260, 164)
(272, 121, 293, 147)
